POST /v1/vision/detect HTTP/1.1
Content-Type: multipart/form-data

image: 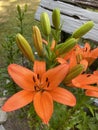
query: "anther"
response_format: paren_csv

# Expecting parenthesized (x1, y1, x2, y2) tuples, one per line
(47, 82, 50, 87)
(46, 77, 48, 82)
(33, 76, 36, 82)
(84, 47, 87, 52)
(87, 74, 91, 77)
(34, 86, 37, 91)
(37, 74, 40, 79)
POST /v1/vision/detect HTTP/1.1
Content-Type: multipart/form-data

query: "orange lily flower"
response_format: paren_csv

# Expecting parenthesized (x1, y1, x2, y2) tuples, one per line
(42, 38, 56, 51)
(85, 90, 98, 98)
(64, 43, 98, 67)
(94, 70, 98, 77)
(85, 70, 98, 97)
(2, 61, 76, 124)
(81, 43, 98, 65)
(72, 74, 98, 90)
(57, 56, 88, 71)
(72, 72, 98, 97)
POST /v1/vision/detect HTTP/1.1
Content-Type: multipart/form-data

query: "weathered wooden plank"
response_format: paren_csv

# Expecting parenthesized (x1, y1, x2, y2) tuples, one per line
(40, 0, 98, 22)
(35, 0, 98, 42)
(59, 0, 98, 9)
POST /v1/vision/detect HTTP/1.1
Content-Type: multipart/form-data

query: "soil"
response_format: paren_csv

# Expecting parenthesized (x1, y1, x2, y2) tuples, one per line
(3, 111, 30, 130)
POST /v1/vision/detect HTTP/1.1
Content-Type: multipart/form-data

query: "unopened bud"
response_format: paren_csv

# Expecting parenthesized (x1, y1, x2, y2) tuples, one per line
(52, 8, 60, 30)
(64, 64, 84, 84)
(33, 26, 43, 57)
(40, 12, 51, 36)
(16, 33, 34, 62)
(56, 38, 77, 56)
(51, 39, 56, 51)
(72, 21, 94, 39)
(76, 54, 82, 64)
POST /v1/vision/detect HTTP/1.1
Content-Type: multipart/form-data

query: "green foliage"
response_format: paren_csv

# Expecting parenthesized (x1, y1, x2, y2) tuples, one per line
(0, 4, 30, 97)
(26, 101, 98, 130)
(1, 35, 19, 64)
(16, 4, 28, 34)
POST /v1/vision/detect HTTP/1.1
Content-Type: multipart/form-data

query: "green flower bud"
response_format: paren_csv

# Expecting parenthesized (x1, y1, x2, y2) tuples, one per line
(17, 5, 21, 16)
(52, 8, 60, 30)
(16, 33, 34, 62)
(40, 12, 51, 36)
(33, 26, 43, 57)
(72, 21, 94, 39)
(56, 38, 77, 56)
(64, 64, 84, 84)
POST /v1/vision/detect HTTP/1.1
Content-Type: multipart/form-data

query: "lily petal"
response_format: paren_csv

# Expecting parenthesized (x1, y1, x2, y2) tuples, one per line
(56, 57, 68, 64)
(69, 53, 77, 69)
(33, 60, 46, 79)
(83, 43, 90, 52)
(72, 74, 98, 86)
(2, 90, 34, 112)
(80, 59, 88, 71)
(85, 90, 98, 98)
(91, 48, 98, 58)
(8, 64, 36, 91)
(50, 87, 76, 106)
(33, 91, 53, 124)
(94, 70, 98, 75)
(74, 85, 98, 91)
(42, 64, 69, 90)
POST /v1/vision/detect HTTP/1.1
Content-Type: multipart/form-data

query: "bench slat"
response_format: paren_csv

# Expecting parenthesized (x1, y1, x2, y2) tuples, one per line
(59, 0, 98, 9)
(35, 0, 98, 42)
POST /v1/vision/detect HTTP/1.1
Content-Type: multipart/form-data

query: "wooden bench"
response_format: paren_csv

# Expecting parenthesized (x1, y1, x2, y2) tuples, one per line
(35, 0, 98, 43)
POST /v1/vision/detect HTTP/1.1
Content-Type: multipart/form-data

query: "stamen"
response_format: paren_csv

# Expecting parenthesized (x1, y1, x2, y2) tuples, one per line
(47, 82, 50, 87)
(37, 74, 40, 79)
(46, 77, 48, 82)
(34, 86, 37, 91)
(33, 76, 36, 82)
(85, 48, 87, 51)
(83, 47, 87, 52)
(87, 74, 91, 77)
(34, 85, 40, 91)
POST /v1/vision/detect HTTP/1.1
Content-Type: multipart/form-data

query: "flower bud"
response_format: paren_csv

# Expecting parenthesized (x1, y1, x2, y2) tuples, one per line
(56, 38, 77, 56)
(72, 21, 94, 39)
(52, 8, 60, 30)
(76, 54, 82, 64)
(16, 33, 34, 62)
(32, 26, 43, 57)
(50, 39, 56, 51)
(64, 64, 84, 84)
(17, 5, 21, 15)
(40, 12, 51, 36)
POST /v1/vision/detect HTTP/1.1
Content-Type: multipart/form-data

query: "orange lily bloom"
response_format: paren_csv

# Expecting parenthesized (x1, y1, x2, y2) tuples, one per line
(85, 90, 98, 98)
(80, 43, 98, 65)
(57, 57, 88, 71)
(85, 70, 98, 97)
(42, 38, 56, 51)
(94, 70, 98, 78)
(72, 72, 98, 97)
(72, 73, 98, 90)
(2, 61, 76, 124)
(64, 43, 98, 67)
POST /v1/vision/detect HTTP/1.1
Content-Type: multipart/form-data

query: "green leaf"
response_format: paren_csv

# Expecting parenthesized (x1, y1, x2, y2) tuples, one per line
(95, 113, 98, 120)
(85, 104, 95, 116)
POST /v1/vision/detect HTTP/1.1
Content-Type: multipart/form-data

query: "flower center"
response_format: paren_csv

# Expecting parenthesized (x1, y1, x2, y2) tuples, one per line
(32, 74, 50, 92)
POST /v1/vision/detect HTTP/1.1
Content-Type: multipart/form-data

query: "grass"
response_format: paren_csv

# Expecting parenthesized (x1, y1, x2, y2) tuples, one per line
(0, 0, 40, 66)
